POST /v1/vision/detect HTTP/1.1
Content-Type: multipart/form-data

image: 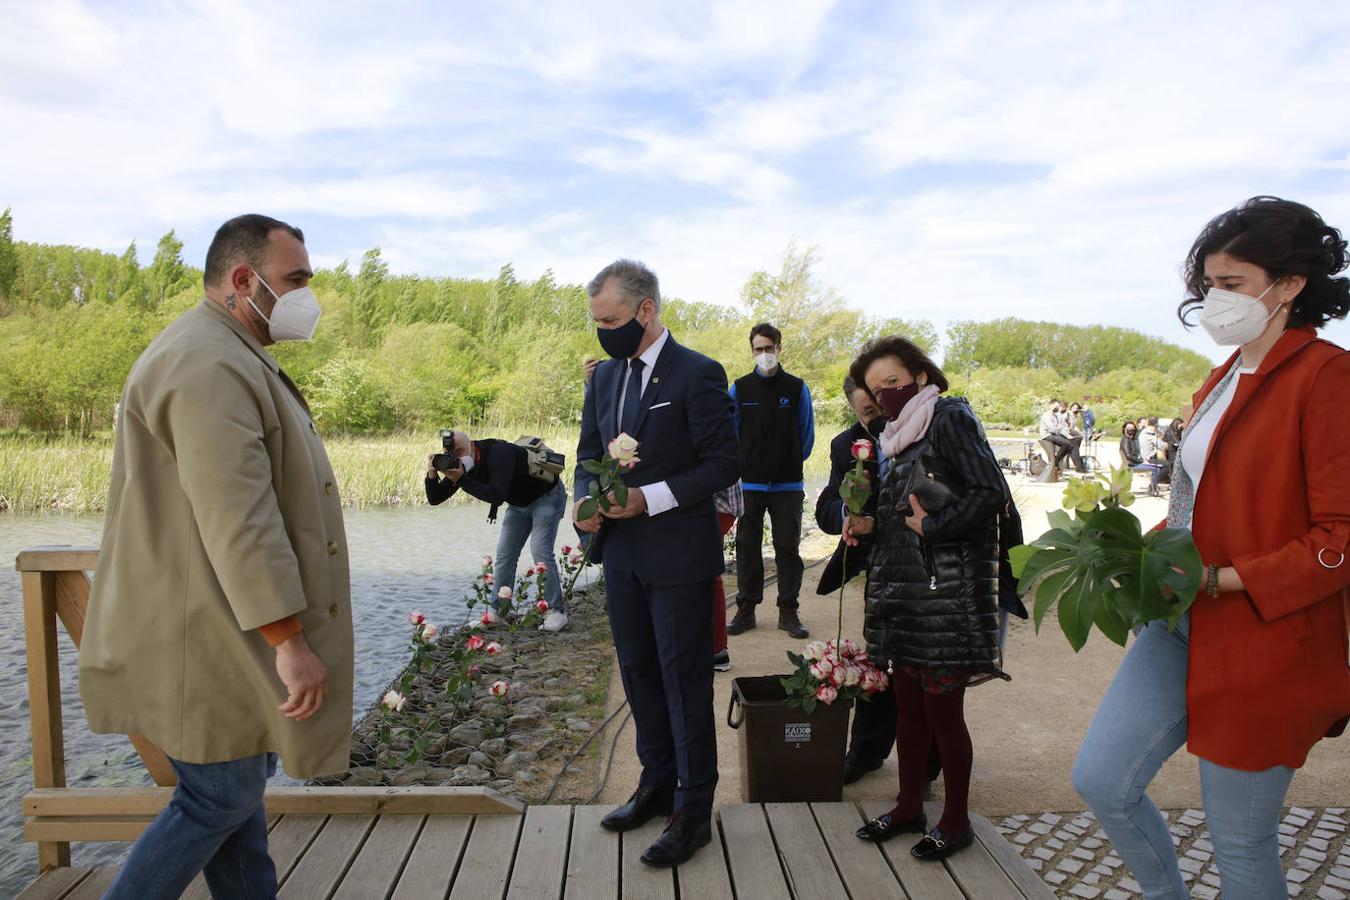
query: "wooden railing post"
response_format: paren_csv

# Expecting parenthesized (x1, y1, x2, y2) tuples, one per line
(20, 569, 70, 871)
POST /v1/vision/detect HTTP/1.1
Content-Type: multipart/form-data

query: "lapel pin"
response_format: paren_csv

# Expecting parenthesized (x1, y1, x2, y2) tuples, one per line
(652, 377, 660, 384)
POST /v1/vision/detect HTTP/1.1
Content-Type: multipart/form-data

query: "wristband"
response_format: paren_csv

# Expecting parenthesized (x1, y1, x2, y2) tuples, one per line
(1205, 564, 1220, 598)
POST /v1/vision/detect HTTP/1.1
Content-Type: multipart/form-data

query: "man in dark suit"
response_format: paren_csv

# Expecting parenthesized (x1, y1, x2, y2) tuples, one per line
(814, 377, 897, 783)
(816, 377, 943, 788)
(574, 259, 738, 868)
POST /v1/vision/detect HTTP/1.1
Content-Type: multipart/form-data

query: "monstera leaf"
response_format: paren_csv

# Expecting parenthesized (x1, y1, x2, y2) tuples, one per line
(1010, 471, 1202, 652)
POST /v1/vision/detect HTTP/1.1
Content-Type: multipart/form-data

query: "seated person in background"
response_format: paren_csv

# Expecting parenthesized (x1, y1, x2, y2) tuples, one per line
(1039, 399, 1087, 474)
(1118, 421, 1162, 497)
(426, 430, 570, 632)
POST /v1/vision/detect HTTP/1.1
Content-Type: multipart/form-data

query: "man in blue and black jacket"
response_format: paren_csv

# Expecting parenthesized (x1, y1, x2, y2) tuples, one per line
(727, 322, 815, 639)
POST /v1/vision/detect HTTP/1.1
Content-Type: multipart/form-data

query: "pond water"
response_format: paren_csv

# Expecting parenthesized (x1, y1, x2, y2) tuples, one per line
(0, 502, 564, 896)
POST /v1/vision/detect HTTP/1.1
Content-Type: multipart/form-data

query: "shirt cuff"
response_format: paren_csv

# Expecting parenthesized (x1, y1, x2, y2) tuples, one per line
(258, 615, 303, 647)
(643, 481, 679, 516)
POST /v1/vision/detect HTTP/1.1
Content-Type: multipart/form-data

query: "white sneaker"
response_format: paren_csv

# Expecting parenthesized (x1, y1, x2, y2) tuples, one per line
(541, 611, 569, 633)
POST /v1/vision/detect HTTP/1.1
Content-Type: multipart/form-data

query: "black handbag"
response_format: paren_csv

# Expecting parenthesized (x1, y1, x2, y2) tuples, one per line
(897, 440, 957, 516)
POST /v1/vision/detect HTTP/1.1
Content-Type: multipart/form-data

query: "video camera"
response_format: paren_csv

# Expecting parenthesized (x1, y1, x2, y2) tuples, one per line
(431, 429, 461, 472)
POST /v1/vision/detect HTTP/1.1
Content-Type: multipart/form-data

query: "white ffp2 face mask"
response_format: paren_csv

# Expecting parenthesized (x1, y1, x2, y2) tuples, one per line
(1199, 281, 1283, 347)
(248, 270, 322, 342)
(755, 351, 778, 374)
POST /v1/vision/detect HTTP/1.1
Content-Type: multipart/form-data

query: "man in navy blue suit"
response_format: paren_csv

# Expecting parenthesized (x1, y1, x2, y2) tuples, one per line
(574, 259, 738, 867)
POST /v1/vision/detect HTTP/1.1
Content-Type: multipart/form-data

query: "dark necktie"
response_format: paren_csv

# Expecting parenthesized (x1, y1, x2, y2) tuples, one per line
(620, 358, 645, 437)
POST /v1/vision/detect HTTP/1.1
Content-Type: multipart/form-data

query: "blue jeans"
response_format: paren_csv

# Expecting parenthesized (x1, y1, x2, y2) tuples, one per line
(106, 753, 277, 899)
(494, 479, 567, 613)
(1072, 615, 1295, 899)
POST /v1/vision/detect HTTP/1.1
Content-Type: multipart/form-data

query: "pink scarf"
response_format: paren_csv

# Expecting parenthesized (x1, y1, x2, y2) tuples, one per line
(880, 385, 941, 459)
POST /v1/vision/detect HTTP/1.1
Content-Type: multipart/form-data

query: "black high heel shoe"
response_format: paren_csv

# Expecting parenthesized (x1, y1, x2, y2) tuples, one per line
(855, 811, 927, 843)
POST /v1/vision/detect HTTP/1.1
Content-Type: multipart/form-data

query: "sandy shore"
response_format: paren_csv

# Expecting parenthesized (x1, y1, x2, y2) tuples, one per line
(593, 479, 1350, 815)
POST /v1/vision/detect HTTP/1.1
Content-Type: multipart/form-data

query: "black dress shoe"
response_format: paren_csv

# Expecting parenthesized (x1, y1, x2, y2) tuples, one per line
(842, 754, 884, 785)
(600, 787, 673, 832)
(640, 811, 712, 867)
(910, 825, 974, 860)
(777, 610, 809, 638)
(727, 607, 756, 635)
(855, 811, 927, 843)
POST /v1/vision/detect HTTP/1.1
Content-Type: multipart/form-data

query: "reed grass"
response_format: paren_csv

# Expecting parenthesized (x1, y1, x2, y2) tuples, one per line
(0, 424, 839, 515)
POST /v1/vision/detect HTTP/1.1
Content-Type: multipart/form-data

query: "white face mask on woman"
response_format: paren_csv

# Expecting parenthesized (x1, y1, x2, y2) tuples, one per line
(247, 270, 322, 342)
(1199, 280, 1284, 346)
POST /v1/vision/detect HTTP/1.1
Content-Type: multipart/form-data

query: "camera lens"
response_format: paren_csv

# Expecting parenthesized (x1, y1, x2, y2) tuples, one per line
(431, 453, 458, 472)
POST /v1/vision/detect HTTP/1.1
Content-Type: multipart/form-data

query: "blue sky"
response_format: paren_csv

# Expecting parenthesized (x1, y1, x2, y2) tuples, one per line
(3, 0, 1349, 361)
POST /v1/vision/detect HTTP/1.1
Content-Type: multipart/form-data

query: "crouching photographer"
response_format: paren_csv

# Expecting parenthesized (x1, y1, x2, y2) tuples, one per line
(426, 430, 570, 632)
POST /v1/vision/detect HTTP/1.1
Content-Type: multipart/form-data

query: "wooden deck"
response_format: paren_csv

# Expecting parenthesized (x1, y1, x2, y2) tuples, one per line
(19, 800, 1053, 900)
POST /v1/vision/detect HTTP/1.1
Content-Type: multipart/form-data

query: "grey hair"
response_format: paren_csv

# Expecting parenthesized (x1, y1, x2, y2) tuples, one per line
(586, 259, 661, 313)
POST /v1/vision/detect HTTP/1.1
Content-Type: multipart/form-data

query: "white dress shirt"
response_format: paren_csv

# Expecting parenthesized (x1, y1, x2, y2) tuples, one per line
(615, 328, 678, 516)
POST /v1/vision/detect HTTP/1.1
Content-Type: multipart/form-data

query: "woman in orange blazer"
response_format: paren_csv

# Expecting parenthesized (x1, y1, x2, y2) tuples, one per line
(1073, 196, 1350, 900)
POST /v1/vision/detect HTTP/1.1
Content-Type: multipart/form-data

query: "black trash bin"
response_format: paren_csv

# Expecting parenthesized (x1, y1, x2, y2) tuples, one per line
(727, 675, 852, 803)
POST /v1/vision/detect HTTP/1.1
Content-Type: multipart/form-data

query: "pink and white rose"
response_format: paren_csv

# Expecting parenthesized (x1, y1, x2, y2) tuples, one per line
(536, 599, 549, 613)
(480, 610, 499, 627)
(804, 640, 828, 661)
(816, 684, 839, 704)
(489, 680, 510, 698)
(607, 433, 640, 467)
(381, 690, 407, 712)
(419, 622, 439, 641)
(408, 610, 426, 625)
(466, 634, 485, 652)
(484, 641, 501, 655)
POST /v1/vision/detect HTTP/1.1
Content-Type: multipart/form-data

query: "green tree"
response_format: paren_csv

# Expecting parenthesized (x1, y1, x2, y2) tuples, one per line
(147, 230, 188, 308)
(0, 207, 17, 303)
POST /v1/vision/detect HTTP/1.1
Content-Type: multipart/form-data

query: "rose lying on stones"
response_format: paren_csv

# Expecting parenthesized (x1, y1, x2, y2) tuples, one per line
(489, 680, 510, 698)
(419, 622, 438, 641)
(382, 690, 407, 712)
(466, 634, 485, 652)
(485, 642, 501, 655)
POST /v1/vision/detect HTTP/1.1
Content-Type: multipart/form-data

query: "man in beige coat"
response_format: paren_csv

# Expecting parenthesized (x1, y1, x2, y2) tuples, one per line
(81, 214, 353, 898)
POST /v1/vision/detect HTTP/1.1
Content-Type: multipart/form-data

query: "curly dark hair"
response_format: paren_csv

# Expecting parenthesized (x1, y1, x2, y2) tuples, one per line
(848, 335, 949, 398)
(1179, 196, 1350, 330)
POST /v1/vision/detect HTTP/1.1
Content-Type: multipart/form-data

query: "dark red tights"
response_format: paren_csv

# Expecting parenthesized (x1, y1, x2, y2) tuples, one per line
(890, 669, 972, 835)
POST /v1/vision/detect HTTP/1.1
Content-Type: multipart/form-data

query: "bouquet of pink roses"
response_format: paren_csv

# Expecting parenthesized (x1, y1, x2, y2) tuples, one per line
(781, 638, 889, 715)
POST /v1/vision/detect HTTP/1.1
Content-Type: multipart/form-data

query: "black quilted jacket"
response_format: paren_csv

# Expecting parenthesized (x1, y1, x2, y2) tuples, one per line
(864, 397, 1011, 681)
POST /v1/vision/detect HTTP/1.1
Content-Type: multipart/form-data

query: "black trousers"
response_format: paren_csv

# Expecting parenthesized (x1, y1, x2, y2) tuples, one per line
(605, 561, 718, 819)
(734, 489, 804, 611)
(848, 680, 897, 761)
(1043, 434, 1087, 473)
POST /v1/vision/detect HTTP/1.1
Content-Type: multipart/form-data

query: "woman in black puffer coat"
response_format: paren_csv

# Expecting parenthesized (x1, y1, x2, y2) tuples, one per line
(846, 336, 1023, 862)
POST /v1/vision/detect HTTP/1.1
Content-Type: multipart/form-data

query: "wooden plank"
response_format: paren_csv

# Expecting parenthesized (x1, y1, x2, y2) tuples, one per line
(269, 815, 335, 885)
(923, 802, 1023, 899)
(506, 806, 571, 900)
(392, 815, 473, 900)
(860, 800, 964, 900)
(448, 814, 524, 900)
(15, 547, 100, 573)
(62, 868, 117, 900)
(333, 814, 426, 900)
(563, 806, 618, 900)
(970, 813, 1057, 899)
(25, 785, 524, 817)
(16, 867, 93, 899)
(716, 804, 789, 900)
(49, 570, 176, 787)
(26, 816, 152, 843)
(619, 816, 674, 900)
(763, 803, 848, 898)
(810, 802, 909, 899)
(672, 813, 734, 900)
(278, 815, 376, 899)
(22, 571, 69, 871)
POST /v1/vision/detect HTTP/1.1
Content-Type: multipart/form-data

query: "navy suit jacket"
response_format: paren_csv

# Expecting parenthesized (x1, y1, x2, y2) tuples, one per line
(574, 335, 739, 586)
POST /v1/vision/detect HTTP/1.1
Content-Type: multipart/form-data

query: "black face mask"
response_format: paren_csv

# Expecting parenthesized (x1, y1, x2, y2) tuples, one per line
(866, 415, 889, 438)
(597, 314, 645, 359)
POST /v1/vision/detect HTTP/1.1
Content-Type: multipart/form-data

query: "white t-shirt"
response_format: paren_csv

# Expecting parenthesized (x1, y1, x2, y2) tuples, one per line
(1179, 366, 1257, 526)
